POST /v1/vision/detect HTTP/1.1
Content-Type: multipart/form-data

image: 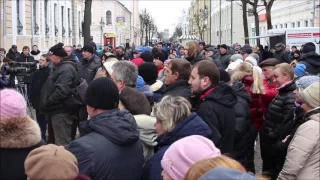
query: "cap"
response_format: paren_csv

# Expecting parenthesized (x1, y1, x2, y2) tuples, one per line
(259, 58, 280, 67)
(11, 45, 17, 49)
(240, 47, 252, 54)
(275, 43, 284, 47)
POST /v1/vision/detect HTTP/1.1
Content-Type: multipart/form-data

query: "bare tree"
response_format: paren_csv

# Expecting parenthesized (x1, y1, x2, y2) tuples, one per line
(139, 8, 152, 45)
(83, 0, 92, 45)
(170, 26, 183, 42)
(139, 14, 145, 45)
(247, 0, 264, 45)
(262, 0, 276, 30)
(190, 12, 205, 40)
(240, 0, 250, 44)
(157, 32, 164, 41)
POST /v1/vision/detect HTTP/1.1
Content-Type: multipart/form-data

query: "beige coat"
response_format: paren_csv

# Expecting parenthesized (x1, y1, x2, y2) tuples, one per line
(277, 109, 320, 180)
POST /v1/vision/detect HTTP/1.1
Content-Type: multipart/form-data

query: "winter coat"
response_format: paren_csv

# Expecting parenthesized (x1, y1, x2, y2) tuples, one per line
(74, 49, 83, 60)
(30, 66, 51, 109)
(6, 48, 20, 61)
(162, 79, 192, 99)
(142, 113, 212, 180)
(218, 53, 232, 69)
(39, 56, 78, 115)
(277, 108, 320, 180)
(209, 55, 222, 68)
(0, 62, 9, 89)
(298, 52, 320, 75)
(78, 54, 101, 84)
(17, 53, 36, 63)
(30, 50, 41, 61)
(186, 52, 205, 65)
(0, 116, 45, 180)
(149, 80, 166, 104)
(260, 79, 278, 123)
(273, 50, 290, 63)
(69, 109, 144, 180)
(191, 82, 237, 154)
(231, 82, 253, 166)
(134, 114, 157, 162)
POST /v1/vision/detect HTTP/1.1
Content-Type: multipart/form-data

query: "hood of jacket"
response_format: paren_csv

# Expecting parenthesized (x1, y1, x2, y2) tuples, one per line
(203, 82, 237, 108)
(231, 82, 252, 104)
(30, 50, 41, 56)
(300, 52, 320, 68)
(0, 116, 41, 148)
(156, 112, 212, 147)
(55, 56, 78, 70)
(85, 109, 140, 145)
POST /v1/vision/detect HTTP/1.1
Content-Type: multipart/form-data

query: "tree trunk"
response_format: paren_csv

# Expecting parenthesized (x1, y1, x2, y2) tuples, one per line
(145, 25, 148, 45)
(266, 7, 272, 30)
(254, 11, 260, 45)
(241, 0, 249, 44)
(83, 0, 92, 45)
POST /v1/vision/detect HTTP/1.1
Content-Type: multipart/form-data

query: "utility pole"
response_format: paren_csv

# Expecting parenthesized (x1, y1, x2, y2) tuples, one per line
(219, 0, 222, 44)
(231, 0, 233, 45)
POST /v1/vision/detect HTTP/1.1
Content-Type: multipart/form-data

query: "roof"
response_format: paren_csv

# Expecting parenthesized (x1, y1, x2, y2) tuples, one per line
(179, 35, 198, 40)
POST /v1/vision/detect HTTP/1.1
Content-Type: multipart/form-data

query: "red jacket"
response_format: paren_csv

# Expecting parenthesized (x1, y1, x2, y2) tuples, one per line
(260, 79, 278, 117)
(242, 76, 264, 132)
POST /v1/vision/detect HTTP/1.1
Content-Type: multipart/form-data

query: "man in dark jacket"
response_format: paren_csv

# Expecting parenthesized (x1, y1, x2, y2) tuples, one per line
(74, 44, 83, 60)
(298, 42, 320, 75)
(189, 60, 237, 154)
(69, 78, 144, 180)
(162, 59, 192, 99)
(30, 54, 51, 141)
(79, 45, 101, 84)
(39, 43, 78, 148)
(6, 45, 20, 61)
(204, 46, 222, 68)
(18, 46, 36, 63)
(217, 44, 232, 69)
(273, 43, 290, 63)
(152, 42, 168, 59)
(116, 46, 129, 60)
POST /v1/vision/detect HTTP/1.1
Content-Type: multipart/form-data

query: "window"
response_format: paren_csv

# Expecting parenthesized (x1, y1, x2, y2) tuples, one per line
(68, 8, 72, 37)
(305, 20, 308, 27)
(33, 0, 39, 34)
(280, 24, 283, 29)
(285, 23, 287, 28)
(17, 0, 23, 34)
(297, 21, 300, 27)
(275, 25, 277, 29)
(291, 22, 295, 28)
(61, 6, 65, 36)
(106, 10, 112, 25)
(44, 0, 49, 35)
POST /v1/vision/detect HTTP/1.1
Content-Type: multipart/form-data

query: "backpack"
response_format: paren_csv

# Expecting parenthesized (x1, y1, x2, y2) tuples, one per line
(63, 78, 88, 112)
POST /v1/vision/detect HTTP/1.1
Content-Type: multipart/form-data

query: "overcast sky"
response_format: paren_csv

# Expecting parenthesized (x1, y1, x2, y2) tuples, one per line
(120, 0, 191, 34)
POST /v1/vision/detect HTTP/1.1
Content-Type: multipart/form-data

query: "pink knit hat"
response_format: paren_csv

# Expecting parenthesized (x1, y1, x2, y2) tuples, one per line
(161, 135, 221, 180)
(0, 89, 27, 120)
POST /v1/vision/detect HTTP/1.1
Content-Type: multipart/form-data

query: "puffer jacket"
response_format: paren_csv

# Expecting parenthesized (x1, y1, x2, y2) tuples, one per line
(273, 50, 290, 63)
(191, 82, 237, 154)
(277, 108, 319, 180)
(162, 79, 192, 100)
(78, 54, 101, 84)
(69, 109, 144, 180)
(298, 52, 320, 75)
(39, 56, 78, 115)
(142, 113, 212, 180)
(231, 82, 253, 166)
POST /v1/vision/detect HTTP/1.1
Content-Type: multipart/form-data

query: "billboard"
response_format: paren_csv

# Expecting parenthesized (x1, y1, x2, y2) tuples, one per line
(116, 17, 126, 29)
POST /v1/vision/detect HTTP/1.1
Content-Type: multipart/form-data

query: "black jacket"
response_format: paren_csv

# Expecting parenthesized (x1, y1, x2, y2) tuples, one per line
(273, 50, 290, 63)
(261, 80, 296, 142)
(231, 82, 253, 166)
(218, 53, 232, 69)
(162, 80, 192, 99)
(191, 82, 237, 153)
(39, 56, 78, 115)
(17, 53, 36, 63)
(209, 55, 222, 68)
(78, 54, 101, 84)
(298, 52, 320, 75)
(74, 49, 83, 60)
(6, 48, 20, 61)
(187, 52, 205, 65)
(69, 109, 144, 180)
(30, 66, 51, 109)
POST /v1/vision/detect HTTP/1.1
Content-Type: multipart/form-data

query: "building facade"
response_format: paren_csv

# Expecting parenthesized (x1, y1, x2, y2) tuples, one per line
(257, 0, 320, 46)
(0, 0, 84, 52)
(91, 0, 133, 49)
(189, 0, 211, 43)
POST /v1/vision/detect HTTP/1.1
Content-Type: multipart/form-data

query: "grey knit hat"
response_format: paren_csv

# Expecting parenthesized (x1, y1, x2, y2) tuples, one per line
(295, 75, 320, 90)
(230, 54, 243, 62)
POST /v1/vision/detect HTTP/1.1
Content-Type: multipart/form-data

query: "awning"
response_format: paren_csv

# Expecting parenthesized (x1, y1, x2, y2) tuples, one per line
(179, 35, 198, 40)
(104, 33, 116, 38)
(244, 33, 284, 40)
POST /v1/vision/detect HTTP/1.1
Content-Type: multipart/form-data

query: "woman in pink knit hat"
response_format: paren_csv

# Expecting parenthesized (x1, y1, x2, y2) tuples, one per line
(161, 135, 221, 180)
(0, 89, 45, 180)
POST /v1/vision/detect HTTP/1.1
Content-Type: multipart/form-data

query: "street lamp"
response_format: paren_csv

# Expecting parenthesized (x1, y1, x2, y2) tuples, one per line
(100, 17, 105, 45)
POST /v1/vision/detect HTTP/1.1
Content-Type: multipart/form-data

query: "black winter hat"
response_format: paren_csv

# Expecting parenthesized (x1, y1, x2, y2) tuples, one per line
(85, 77, 119, 110)
(220, 44, 228, 50)
(82, 45, 94, 54)
(139, 51, 154, 62)
(154, 52, 166, 62)
(49, 42, 67, 57)
(302, 42, 316, 54)
(138, 62, 158, 85)
(219, 69, 230, 83)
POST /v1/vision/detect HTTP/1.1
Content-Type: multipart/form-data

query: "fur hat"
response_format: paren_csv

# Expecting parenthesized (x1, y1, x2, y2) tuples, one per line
(85, 78, 119, 110)
(82, 45, 94, 54)
(161, 135, 221, 180)
(48, 43, 67, 57)
(300, 82, 320, 108)
(25, 144, 79, 180)
(120, 86, 151, 115)
(0, 89, 26, 120)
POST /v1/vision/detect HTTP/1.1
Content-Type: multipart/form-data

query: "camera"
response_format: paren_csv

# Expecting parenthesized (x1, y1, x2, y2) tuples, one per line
(4, 61, 37, 84)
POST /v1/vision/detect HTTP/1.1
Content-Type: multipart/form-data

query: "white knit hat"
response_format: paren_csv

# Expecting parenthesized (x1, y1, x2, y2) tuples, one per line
(300, 82, 320, 108)
(245, 56, 257, 66)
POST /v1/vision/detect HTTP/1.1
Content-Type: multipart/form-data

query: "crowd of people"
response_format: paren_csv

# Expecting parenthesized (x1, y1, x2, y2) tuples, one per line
(0, 39, 319, 180)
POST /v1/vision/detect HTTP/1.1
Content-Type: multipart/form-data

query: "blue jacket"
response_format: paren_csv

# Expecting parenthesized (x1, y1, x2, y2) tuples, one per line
(69, 109, 144, 180)
(142, 113, 212, 180)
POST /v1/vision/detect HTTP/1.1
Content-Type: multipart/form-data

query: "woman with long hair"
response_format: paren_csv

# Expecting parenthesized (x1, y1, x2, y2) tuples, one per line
(94, 54, 111, 79)
(186, 41, 205, 65)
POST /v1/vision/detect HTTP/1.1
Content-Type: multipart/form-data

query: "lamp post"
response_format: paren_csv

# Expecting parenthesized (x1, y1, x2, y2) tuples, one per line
(99, 17, 105, 45)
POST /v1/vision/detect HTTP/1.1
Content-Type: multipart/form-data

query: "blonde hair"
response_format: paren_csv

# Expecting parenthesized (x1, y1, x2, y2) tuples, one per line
(187, 41, 199, 58)
(231, 62, 265, 94)
(274, 63, 294, 80)
(153, 96, 191, 133)
(185, 156, 246, 180)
